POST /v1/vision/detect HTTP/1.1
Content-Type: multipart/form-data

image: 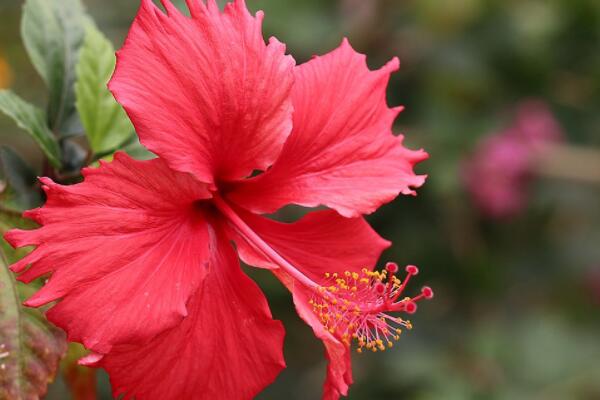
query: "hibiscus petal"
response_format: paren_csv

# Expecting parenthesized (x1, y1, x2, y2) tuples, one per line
(228, 38, 428, 217)
(96, 226, 285, 400)
(4, 153, 212, 353)
(229, 207, 390, 281)
(110, 0, 295, 184)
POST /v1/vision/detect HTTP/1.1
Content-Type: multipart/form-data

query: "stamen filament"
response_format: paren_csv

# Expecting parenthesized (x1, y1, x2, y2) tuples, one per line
(212, 194, 323, 293)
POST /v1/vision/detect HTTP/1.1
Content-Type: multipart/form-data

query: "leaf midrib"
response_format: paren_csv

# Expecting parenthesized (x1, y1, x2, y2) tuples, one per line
(51, 7, 75, 134)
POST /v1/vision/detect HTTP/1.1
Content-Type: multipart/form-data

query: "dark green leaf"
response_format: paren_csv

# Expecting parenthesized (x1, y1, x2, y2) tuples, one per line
(21, 0, 90, 135)
(60, 140, 87, 174)
(76, 25, 133, 155)
(0, 90, 61, 168)
(0, 147, 43, 211)
(0, 247, 67, 400)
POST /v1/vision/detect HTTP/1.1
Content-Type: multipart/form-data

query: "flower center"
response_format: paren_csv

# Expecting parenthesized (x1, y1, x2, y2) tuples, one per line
(309, 263, 433, 352)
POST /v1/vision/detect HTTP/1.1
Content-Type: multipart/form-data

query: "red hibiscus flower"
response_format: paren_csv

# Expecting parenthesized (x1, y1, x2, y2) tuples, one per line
(5, 1, 431, 399)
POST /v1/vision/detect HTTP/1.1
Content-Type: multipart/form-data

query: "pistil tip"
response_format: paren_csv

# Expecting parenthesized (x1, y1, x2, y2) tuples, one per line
(405, 301, 417, 314)
(406, 265, 419, 275)
(385, 262, 399, 273)
(422, 286, 434, 299)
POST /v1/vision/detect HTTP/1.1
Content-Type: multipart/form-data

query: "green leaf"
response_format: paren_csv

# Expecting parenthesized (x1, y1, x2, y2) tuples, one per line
(122, 137, 156, 161)
(21, 0, 90, 135)
(0, 90, 61, 168)
(0, 245, 67, 399)
(76, 25, 133, 155)
(0, 147, 43, 211)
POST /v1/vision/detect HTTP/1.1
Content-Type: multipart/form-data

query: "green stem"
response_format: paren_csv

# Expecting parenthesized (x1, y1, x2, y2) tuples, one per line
(0, 205, 23, 218)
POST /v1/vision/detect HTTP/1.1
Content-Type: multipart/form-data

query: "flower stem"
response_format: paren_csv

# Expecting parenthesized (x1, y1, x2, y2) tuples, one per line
(534, 144, 600, 184)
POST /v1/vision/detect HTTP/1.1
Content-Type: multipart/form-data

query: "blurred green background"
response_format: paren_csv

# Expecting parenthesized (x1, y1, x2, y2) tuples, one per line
(1, 0, 600, 399)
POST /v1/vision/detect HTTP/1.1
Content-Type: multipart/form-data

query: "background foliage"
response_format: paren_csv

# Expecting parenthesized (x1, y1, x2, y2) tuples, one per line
(0, 0, 599, 399)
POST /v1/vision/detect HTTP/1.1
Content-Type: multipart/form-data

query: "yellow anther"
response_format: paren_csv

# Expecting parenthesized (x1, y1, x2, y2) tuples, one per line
(325, 272, 330, 278)
(357, 348, 363, 353)
(352, 272, 359, 280)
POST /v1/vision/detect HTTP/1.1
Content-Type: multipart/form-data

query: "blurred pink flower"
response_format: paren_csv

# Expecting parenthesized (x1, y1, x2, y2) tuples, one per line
(463, 101, 563, 219)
